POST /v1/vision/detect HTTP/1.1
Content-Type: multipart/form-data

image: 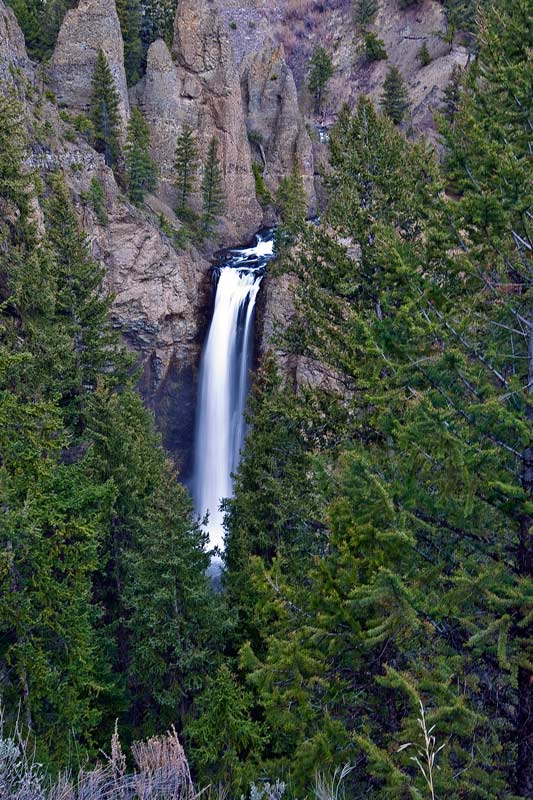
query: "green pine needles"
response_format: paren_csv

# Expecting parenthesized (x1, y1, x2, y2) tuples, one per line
(90, 49, 122, 168)
(125, 106, 158, 205)
(308, 46, 334, 115)
(175, 123, 200, 217)
(201, 137, 224, 234)
(380, 64, 409, 124)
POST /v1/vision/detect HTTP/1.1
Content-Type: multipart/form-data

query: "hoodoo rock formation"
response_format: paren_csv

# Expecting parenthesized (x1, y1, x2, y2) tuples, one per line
(0, 0, 30, 82)
(50, 0, 130, 128)
(242, 39, 316, 213)
(168, 0, 261, 243)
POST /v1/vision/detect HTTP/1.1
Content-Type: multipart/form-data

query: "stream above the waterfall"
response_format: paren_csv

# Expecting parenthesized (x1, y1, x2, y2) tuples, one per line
(192, 229, 276, 556)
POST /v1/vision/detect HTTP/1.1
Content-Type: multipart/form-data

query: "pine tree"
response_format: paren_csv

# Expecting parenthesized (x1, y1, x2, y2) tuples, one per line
(90, 49, 122, 168)
(174, 123, 199, 216)
(116, 0, 143, 85)
(7, 0, 75, 60)
(187, 665, 264, 790)
(273, 160, 307, 253)
(362, 31, 387, 61)
(125, 107, 158, 205)
(308, 46, 334, 115)
(85, 385, 226, 744)
(380, 65, 409, 124)
(140, 0, 177, 57)
(0, 89, 33, 247)
(201, 138, 224, 234)
(0, 106, 112, 763)
(441, 63, 463, 123)
(417, 41, 431, 65)
(43, 175, 131, 431)
(353, 0, 378, 28)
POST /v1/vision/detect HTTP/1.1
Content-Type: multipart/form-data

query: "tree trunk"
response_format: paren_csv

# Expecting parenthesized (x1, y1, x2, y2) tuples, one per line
(517, 298, 533, 797)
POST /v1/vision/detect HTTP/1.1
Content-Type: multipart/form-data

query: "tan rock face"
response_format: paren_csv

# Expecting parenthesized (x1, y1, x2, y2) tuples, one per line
(0, 0, 31, 83)
(161, 0, 262, 244)
(50, 0, 130, 129)
(242, 40, 316, 212)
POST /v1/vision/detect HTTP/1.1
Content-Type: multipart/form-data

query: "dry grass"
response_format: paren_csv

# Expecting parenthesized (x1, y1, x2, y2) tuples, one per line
(0, 711, 196, 800)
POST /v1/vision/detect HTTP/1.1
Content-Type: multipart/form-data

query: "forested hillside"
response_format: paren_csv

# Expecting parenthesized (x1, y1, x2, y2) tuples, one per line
(0, 0, 532, 798)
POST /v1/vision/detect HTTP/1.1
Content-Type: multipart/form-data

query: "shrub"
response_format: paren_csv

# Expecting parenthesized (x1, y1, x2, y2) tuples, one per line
(417, 42, 431, 65)
(362, 32, 387, 61)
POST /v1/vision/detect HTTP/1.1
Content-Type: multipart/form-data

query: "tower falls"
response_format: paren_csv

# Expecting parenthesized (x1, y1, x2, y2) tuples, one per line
(193, 231, 275, 554)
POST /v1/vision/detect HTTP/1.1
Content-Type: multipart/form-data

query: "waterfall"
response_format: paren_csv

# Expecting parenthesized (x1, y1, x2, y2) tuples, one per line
(193, 231, 275, 554)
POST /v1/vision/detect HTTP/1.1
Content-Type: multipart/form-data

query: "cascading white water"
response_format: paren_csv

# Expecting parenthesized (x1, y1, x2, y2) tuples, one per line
(193, 231, 275, 554)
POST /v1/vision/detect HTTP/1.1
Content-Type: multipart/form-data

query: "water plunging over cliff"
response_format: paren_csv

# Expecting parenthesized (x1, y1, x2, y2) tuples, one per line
(193, 230, 275, 554)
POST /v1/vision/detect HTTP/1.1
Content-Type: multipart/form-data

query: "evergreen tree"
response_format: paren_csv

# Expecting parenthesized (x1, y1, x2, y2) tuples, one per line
(0, 89, 33, 248)
(7, 0, 75, 60)
(90, 49, 122, 168)
(273, 160, 307, 253)
(353, 0, 378, 27)
(125, 107, 158, 205)
(187, 665, 264, 790)
(201, 138, 224, 234)
(308, 46, 334, 115)
(441, 63, 463, 123)
(174, 123, 199, 216)
(362, 31, 387, 61)
(380, 64, 409, 124)
(116, 0, 143, 85)
(0, 102, 112, 763)
(43, 174, 130, 431)
(140, 0, 177, 57)
(87, 387, 224, 742)
(417, 40, 431, 65)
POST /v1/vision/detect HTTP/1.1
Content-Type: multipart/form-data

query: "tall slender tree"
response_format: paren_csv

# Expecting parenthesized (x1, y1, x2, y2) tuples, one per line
(380, 64, 409, 124)
(353, 0, 378, 27)
(174, 123, 199, 216)
(201, 138, 224, 234)
(90, 49, 122, 168)
(125, 107, 158, 205)
(308, 46, 334, 115)
(116, 0, 143, 85)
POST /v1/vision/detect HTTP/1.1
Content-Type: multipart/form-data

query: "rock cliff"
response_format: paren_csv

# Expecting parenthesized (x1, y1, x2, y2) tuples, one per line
(0, 0, 210, 475)
(172, 0, 262, 243)
(50, 0, 130, 129)
(0, 0, 31, 82)
(242, 39, 316, 213)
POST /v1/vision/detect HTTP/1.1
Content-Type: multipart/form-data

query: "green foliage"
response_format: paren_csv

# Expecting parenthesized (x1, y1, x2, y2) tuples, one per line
(125, 106, 158, 205)
(308, 46, 334, 115)
(222, 1, 533, 795)
(175, 123, 199, 216)
(274, 160, 307, 253)
(417, 40, 431, 65)
(90, 50, 122, 168)
(0, 88, 33, 247)
(187, 665, 264, 790)
(353, 0, 378, 27)
(362, 31, 387, 61)
(380, 64, 409, 124)
(140, 0, 177, 57)
(83, 176, 108, 224)
(6, 0, 75, 60)
(441, 63, 463, 123)
(201, 137, 224, 234)
(252, 161, 273, 207)
(116, 0, 143, 85)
